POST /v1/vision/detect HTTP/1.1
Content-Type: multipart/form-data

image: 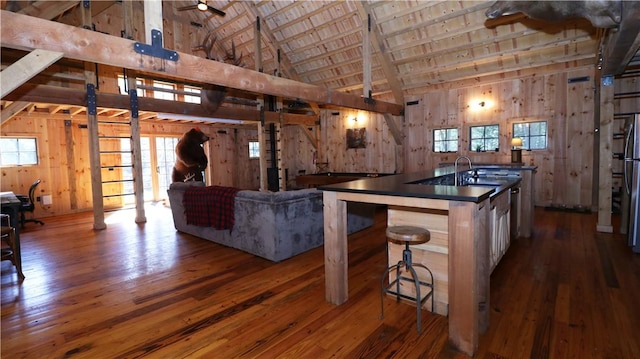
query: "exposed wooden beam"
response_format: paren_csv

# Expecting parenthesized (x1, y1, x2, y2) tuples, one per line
(0, 49, 64, 98)
(0, 10, 402, 115)
(362, 11, 372, 99)
(600, 2, 640, 76)
(299, 125, 318, 149)
(144, 0, 163, 45)
(5, 84, 318, 126)
(383, 113, 403, 146)
(0, 101, 30, 125)
(18, 0, 80, 20)
(358, 1, 404, 104)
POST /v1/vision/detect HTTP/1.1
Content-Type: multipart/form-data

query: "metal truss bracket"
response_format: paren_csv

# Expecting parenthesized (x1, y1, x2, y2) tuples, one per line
(129, 89, 139, 118)
(133, 29, 179, 62)
(87, 84, 97, 115)
(364, 90, 376, 105)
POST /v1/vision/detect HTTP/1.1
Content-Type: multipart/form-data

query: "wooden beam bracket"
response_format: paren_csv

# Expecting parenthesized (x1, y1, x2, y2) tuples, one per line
(129, 89, 139, 118)
(133, 29, 179, 62)
(364, 95, 376, 105)
(87, 84, 97, 115)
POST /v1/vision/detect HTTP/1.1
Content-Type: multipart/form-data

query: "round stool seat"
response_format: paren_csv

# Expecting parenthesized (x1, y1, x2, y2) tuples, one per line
(386, 225, 430, 244)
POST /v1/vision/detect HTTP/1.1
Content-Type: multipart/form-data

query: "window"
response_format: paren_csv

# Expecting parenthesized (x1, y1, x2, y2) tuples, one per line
(183, 85, 201, 104)
(470, 124, 499, 151)
(249, 141, 260, 158)
(153, 81, 176, 101)
(0, 137, 38, 166)
(513, 121, 547, 150)
(117, 75, 145, 97)
(433, 128, 458, 153)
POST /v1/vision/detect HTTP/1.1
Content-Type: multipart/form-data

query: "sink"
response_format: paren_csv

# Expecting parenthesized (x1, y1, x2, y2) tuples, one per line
(408, 172, 509, 187)
(461, 179, 504, 187)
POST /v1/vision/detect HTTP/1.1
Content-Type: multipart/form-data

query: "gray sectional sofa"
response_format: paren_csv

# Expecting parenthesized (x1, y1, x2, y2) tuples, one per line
(167, 182, 374, 262)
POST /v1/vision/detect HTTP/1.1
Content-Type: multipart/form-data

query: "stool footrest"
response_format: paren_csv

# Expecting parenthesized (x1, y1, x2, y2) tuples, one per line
(384, 276, 434, 306)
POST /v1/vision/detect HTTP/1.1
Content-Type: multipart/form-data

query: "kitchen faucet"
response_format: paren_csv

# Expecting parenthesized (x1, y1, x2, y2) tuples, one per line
(454, 156, 473, 186)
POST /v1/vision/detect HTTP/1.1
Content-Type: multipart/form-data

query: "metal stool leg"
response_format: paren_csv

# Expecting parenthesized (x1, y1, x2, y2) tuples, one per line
(380, 241, 435, 334)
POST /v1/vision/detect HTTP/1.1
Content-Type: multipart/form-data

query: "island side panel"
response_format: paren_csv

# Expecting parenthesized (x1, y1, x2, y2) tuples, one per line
(323, 190, 349, 304)
(447, 199, 490, 357)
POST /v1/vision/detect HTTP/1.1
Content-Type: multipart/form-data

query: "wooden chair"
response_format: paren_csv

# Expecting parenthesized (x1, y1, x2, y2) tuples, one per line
(1, 214, 24, 279)
(380, 225, 434, 333)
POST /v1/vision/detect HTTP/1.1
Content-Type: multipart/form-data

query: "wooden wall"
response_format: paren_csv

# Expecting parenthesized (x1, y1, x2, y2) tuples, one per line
(0, 114, 258, 218)
(404, 68, 599, 208)
(317, 109, 400, 174)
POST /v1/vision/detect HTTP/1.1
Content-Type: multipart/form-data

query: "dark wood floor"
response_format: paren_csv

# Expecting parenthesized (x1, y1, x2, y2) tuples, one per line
(2, 203, 639, 358)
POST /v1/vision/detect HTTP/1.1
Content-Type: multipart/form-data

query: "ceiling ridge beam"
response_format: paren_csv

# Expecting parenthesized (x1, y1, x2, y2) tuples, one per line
(0, 11, 402, 115)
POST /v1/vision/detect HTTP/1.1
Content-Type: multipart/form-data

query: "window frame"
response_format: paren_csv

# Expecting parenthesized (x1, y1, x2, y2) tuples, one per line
(117, 74, 145, 97)
(152, 80, 176, 101)
(0, 137, 39, 167)
(469, 124, 500, 152)
(432, 127, 459, 153)
(248, 141, 260, 159)
(183, 85, 201, 104)
(512, 121, 548, 150)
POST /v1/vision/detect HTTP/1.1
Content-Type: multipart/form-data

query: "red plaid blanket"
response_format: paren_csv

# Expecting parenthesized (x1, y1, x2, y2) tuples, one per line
(183, 185, 241, 230)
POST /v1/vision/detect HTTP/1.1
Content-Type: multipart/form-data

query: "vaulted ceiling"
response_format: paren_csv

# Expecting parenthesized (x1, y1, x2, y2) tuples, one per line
(2, 0, 640, 123)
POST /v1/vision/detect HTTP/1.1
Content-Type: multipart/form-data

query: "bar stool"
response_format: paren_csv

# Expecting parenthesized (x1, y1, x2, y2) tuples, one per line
(380, 225, 434, 333)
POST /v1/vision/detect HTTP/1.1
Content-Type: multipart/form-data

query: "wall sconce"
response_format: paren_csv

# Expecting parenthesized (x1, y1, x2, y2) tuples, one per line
(470, 99, 492, 111)
(511, 138, 523, 163)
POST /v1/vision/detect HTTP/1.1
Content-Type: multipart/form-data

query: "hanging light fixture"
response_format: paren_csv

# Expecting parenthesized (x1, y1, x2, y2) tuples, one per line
(197, 0, 208, 11)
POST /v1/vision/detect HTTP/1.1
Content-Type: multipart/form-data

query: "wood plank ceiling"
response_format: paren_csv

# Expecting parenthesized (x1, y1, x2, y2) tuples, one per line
(1, 0, 639, 123)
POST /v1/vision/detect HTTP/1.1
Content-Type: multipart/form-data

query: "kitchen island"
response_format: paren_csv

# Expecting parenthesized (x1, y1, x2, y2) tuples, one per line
(319, 167, 522, 356)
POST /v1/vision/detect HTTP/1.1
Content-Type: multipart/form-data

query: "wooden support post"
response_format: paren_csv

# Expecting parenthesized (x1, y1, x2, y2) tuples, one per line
(363, 13, 372, 99)
(447, 200, 489, 356)
(81, 1, 105, 230)
(144, 0, 163, 45)
(63, 119, 78, 211)
(258, 119, 268, 191)
(86, 82, 106, 230)
(130, 92, 146, 223)
(597, 75, 614, 233)
(125, 1, 147, 224)
(322, 191, 349, 304)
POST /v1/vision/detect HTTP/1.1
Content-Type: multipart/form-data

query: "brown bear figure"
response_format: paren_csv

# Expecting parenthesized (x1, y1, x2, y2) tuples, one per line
(172, 127, 210, 182)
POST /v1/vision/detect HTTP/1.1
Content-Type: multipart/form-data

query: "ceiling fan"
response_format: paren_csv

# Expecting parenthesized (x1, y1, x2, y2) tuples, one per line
(177, 1, 226, 17)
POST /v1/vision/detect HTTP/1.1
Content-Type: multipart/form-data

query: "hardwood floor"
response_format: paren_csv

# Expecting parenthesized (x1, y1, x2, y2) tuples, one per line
(2, 204, 639, 358)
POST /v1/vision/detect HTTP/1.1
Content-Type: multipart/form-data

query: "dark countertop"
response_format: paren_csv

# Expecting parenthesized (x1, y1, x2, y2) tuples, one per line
(318, 167, 520, 203)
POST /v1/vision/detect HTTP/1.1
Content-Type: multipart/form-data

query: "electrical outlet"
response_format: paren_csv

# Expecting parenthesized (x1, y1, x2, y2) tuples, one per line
(42, 195, 52, 205)
(36, 196, 41, 202)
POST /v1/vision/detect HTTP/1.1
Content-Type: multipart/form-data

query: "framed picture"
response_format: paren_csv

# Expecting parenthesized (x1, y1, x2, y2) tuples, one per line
(346, 127, 366, 149)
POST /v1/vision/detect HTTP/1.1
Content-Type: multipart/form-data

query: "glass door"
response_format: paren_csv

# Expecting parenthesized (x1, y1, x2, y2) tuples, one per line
(156, 137, 179, 200)
(120, 138, 153, 204)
